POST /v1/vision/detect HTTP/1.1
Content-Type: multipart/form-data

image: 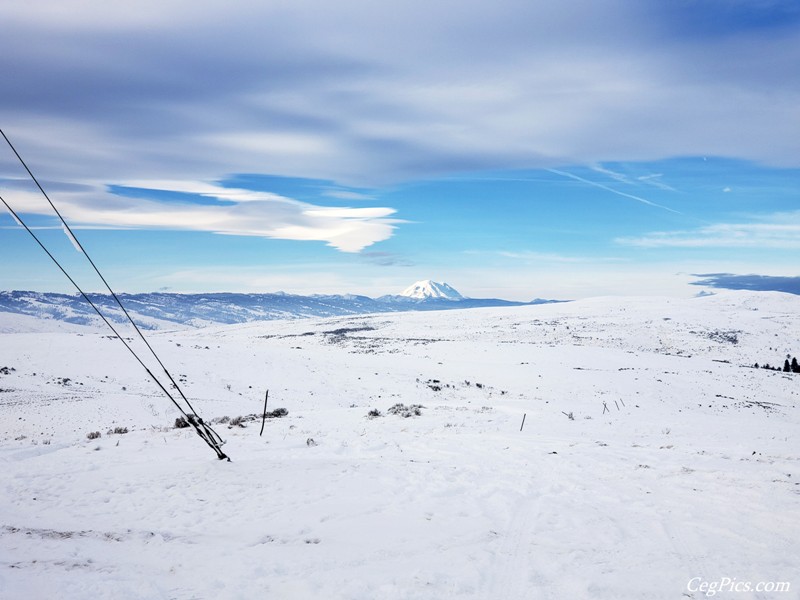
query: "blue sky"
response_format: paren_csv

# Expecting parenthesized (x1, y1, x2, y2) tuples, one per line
(1, 0, 799, 299)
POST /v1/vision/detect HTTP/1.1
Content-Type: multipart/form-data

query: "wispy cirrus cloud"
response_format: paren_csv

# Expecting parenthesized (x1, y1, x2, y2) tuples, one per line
(322, 190, 375, 201)
(462, 249, 626, 264)
(359, 251, 415, 267)
(494, 250, 626, 263)
(616, 212, 800, 249)
(2, 1, 800, 189)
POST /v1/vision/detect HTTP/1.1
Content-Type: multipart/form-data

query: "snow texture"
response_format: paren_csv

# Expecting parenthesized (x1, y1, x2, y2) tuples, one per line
(0, 291, 798, 599)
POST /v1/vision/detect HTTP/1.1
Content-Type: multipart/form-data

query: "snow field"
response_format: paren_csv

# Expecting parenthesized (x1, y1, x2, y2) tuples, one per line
(0, 291, 798, 599)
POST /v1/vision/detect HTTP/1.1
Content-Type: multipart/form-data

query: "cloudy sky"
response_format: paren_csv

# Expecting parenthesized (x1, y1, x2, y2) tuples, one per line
(1, 0, 799, 299)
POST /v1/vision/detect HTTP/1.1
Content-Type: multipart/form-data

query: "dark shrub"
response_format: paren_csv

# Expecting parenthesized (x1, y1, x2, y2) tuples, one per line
(387, 403, 424, 417)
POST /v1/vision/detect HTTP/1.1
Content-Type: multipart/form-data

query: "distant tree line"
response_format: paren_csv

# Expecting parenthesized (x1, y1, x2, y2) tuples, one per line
(754, 356, 800, 373)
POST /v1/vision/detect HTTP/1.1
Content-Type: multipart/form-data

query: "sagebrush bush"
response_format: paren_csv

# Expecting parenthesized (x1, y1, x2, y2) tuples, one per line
(87, 431, 101, 440)
(387, 403, 424, 418)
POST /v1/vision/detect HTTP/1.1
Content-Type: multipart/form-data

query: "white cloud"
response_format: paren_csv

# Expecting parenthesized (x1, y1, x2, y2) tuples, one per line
(119, 180, 290, 203)
(322, 190, 375, 201)
(492, 250, 626, 263)
(1, 1, 799, 188)
(4, 182, 399, 252)
(616, 212, 800, 249)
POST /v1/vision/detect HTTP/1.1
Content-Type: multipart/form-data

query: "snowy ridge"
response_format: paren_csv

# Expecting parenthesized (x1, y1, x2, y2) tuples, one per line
(0, 288, 559, 328)
(0, 290, 798, 598)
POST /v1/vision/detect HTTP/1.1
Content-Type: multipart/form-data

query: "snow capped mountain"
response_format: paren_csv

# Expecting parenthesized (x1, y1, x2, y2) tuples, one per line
(400, 280, 463, 300)
(0, 288, 562, 329)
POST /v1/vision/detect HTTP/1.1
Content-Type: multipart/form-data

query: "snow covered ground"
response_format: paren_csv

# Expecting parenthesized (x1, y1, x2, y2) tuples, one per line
(0, 291, 798, 599)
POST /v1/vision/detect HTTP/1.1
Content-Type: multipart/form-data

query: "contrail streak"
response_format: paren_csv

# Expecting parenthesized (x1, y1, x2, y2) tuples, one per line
(547, 168, 683, 215)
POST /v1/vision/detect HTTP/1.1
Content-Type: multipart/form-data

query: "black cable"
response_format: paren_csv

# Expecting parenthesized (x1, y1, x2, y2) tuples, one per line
(0, 156, 228, 460)
(0, 195, 181, 403)
(1, 194, 229, 458)
(0, 128, 203, 417)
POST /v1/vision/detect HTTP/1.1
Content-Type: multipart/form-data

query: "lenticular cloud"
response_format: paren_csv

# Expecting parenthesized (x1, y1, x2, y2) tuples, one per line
(16, 180, 400, 253)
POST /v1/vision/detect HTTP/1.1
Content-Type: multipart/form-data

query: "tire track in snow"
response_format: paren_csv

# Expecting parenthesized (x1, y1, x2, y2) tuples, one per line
(486, 449, 560, 599)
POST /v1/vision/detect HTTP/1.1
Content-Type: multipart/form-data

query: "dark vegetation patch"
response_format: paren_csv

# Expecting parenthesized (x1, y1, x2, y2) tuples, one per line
(387, 403, 424, 417)
(689, 329, 741, 345)
(199, 408, 290, 428)
(323, 326, 376, 336)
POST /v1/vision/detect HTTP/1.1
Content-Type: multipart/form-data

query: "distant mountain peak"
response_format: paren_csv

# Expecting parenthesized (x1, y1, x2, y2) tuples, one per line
(400, 280, 463, 300)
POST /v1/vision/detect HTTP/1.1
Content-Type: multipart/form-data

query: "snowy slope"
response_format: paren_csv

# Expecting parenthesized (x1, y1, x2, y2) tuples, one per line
(400, 279, 464, 299)
(0, 311, 99, 335)
(0, 291, 798, 599)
